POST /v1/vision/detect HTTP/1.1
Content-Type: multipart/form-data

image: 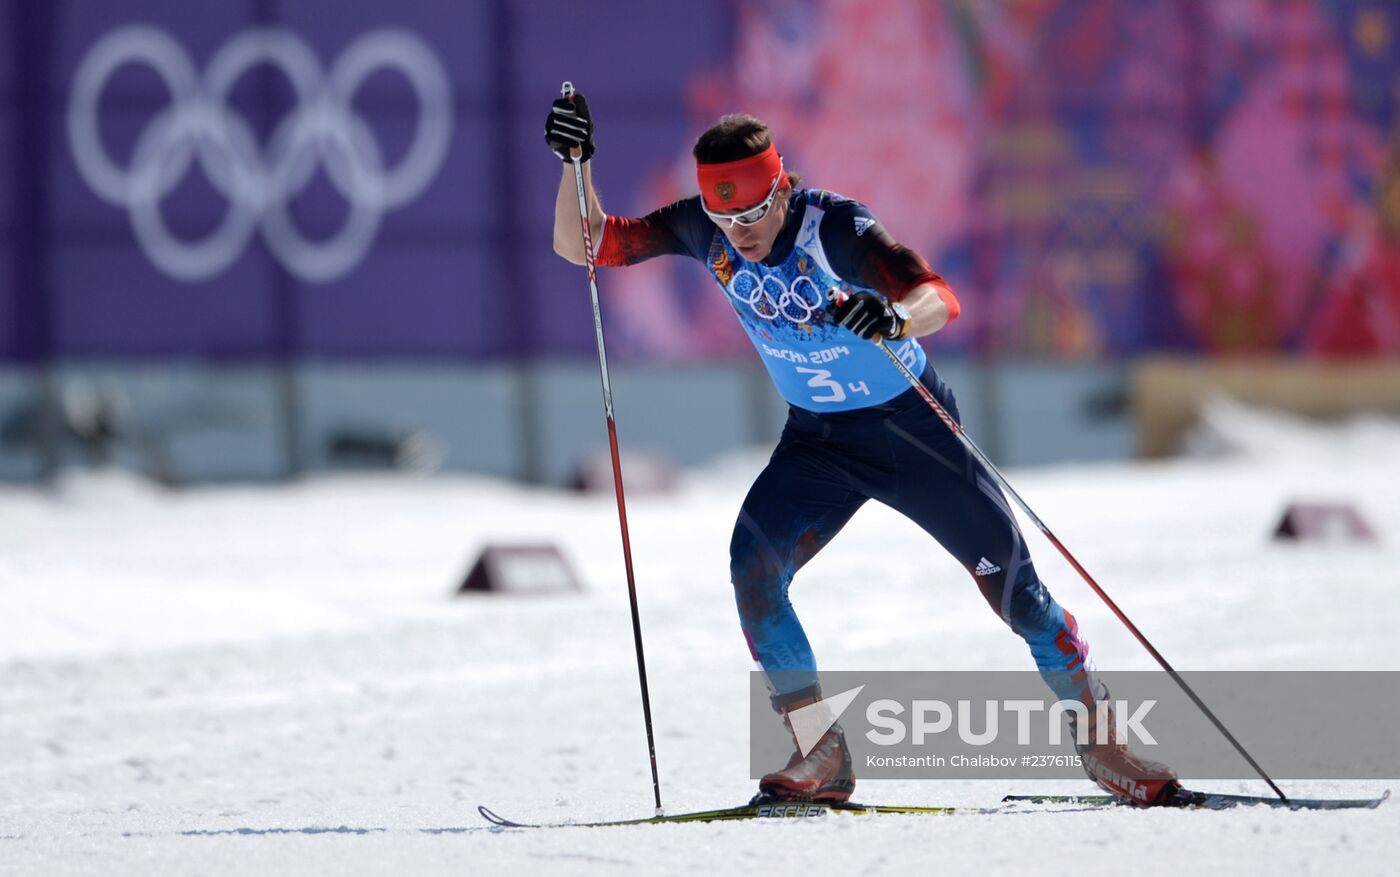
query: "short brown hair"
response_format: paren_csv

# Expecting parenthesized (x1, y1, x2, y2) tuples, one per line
(693, 113, 802, 188)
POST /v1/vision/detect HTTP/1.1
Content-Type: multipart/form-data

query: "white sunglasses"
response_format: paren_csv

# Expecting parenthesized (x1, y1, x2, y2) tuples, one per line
(702, 174, 784, 228)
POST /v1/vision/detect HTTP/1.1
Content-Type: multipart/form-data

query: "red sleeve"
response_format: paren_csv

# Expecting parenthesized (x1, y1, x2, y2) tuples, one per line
(861, 255, 960, 325)
(595, 215, 686, 267)
(594, 198, 715, 267)
(818, 198, 959, 324)
(935, 284, 961, 323)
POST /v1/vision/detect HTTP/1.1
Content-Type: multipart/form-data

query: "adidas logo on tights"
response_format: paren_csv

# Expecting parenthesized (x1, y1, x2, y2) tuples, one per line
(974, 557, 1002, 576)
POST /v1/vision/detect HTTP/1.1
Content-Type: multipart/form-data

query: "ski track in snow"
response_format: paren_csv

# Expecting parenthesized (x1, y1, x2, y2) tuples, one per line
(1, 447, 1397, 875)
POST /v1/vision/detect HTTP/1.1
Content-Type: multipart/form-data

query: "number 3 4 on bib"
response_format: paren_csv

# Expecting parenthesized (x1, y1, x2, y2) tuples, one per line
(793, 339, 917, 405)
(796, 367, 870, 404)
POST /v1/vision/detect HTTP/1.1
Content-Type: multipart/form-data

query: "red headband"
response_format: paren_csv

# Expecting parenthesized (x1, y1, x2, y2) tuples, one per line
(697, 143, 784, 212)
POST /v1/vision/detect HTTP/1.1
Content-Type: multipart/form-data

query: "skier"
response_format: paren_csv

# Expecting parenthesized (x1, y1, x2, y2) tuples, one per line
(546, 92, 1179, 806)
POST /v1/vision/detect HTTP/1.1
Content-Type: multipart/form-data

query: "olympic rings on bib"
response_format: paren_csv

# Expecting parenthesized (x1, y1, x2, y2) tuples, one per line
(67, 25, 452, 283)
(727, 269, 825, 325)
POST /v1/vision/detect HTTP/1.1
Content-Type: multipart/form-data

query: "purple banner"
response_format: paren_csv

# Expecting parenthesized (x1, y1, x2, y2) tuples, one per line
(3, 0, 1400, 362)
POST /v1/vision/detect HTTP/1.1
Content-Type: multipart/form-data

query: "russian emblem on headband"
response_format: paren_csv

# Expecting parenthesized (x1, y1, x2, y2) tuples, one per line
(714, 181, 736, 203)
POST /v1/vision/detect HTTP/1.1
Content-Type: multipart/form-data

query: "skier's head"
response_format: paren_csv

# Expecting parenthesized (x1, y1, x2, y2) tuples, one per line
(694, 114, 799, 261)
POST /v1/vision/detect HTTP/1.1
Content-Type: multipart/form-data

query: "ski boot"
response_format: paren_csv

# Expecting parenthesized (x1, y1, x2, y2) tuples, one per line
(755, 693, 856, 803)
(1072, 701, 1180, 806)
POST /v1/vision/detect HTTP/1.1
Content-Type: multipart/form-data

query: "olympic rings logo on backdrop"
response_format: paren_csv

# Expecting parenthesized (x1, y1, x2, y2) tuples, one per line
(67, 25, 453, 283)
(727, 269, 825, 324)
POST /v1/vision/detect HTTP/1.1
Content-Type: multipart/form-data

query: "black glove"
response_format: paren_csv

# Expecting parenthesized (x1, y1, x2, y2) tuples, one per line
(545, 91, 595, 163)
(830, 291, 907, 340)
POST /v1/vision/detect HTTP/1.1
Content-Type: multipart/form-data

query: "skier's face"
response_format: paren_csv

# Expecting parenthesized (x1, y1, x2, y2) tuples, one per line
(711, 180, 791, 262)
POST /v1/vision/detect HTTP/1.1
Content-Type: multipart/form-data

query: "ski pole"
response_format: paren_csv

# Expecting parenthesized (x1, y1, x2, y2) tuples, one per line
(869, 333, 1289, 803)
(560, 81, 664, 816)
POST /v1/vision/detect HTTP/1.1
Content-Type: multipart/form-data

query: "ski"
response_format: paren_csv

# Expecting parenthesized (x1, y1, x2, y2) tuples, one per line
(1002, 788, 1390, 811)
(477, 800, 961, 828)
(480, 787, 1390, 828)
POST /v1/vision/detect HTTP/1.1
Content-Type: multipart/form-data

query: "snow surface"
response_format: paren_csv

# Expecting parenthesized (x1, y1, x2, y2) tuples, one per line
(2, 407, 1398, 875)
